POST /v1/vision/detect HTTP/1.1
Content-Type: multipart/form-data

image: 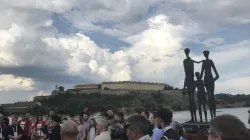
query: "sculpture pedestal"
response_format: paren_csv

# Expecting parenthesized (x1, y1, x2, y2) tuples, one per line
(182, 123, 209, 140)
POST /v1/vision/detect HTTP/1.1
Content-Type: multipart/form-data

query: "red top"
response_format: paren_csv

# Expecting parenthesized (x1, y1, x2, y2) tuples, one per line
(33, 121, 46, 137)
(31, 121, 36, 136)
(35, 121, 46, 130)
(19, 120, 31, 136)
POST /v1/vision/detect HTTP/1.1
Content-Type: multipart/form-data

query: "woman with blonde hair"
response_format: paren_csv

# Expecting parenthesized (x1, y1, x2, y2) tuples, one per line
(75, 117, 86, 140)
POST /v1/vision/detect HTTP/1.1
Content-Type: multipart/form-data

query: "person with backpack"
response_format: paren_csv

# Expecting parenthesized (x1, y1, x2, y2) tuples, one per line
(157, 108, 180, 140)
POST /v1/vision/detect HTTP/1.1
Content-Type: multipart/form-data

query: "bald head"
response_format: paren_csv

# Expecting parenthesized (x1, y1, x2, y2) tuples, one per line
(61, 120, 78, 138)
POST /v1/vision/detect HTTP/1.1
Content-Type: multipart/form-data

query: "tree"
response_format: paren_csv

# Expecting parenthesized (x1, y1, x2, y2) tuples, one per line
(58, 86, 65, 92)
(143, 99, 158, 111)
(33, 88, 250, 116)
(151, 92, 164, 103)
(170, 101, 182, 111)
(0, 105, 4, 114)
(104, 87, 109, 90)
(97, 84, 102, 89)
(164, 85, 174, 90)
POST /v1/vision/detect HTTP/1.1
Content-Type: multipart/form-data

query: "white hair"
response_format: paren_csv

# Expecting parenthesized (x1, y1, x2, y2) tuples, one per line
(95, 117, 109, 131)
(107, 110, 113, 115)
(61, 120, 78, 137)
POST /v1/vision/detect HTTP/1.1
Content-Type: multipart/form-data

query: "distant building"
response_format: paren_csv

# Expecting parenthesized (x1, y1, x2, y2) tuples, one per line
(2, 101, 36, 114)
(74, 84, 100, 90)
(101, 81, 166, 91)
(33, 95, 50, 101)
(51, 90, 62, 96)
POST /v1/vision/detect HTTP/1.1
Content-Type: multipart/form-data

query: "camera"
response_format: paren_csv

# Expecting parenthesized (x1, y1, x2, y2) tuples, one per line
(110, 124, 128, 140)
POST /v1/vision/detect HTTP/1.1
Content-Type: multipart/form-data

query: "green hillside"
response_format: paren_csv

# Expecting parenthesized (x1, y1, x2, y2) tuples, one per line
(26, 90, 250, 115)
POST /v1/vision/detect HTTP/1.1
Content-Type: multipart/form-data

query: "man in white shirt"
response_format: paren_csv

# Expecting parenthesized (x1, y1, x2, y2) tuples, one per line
(94, 117, 110, 140)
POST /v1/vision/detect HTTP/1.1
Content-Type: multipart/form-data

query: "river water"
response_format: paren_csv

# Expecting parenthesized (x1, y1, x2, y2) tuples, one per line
(173, 107, 250, 128)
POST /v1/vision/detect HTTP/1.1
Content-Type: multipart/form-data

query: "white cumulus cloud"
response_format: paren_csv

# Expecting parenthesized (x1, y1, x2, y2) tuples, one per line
(0, 74, 35, 92)
(40, 15, 186, 84)
(1, 0, 250, 103)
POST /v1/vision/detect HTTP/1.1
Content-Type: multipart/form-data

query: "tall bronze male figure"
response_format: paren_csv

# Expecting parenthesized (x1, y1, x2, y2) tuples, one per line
(200, 50, 219, 118)
(182, 48, 197, 122)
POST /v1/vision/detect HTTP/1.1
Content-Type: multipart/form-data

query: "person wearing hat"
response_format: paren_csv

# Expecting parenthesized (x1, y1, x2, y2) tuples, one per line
(44, 115, 61, 140)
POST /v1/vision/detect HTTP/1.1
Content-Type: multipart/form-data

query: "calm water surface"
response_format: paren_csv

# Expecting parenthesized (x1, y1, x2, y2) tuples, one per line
(173, 107, 250, 128)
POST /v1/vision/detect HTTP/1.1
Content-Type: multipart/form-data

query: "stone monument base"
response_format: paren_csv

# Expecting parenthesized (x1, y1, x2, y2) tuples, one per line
(182, 122, 209, 140)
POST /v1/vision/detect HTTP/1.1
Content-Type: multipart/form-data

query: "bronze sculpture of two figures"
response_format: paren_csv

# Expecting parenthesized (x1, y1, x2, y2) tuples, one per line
(182, 48, 219, 123)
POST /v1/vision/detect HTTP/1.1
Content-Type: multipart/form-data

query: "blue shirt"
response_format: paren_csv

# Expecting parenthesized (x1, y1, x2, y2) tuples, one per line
(170, 120, 175, 128)
(180, 136, 186, 140)
(152, 127, 163, 140)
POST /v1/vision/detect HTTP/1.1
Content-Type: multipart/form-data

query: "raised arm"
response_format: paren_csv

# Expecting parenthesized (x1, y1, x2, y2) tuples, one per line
(192, 60, 203, 64)
(200, 62, 205, 80)
(211, 61, 219, 81)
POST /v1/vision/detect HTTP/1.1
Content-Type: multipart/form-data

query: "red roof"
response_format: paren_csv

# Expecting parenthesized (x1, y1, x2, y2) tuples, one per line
(74, 84, 99, 88)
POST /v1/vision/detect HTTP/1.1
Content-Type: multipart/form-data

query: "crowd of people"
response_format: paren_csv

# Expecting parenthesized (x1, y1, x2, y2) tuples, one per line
(0, 107, 249, 140)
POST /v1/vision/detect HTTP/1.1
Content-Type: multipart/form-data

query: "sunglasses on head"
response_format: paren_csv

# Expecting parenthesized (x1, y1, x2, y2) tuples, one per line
(123, 124, 131, 129)
(124, 124, 132, 129)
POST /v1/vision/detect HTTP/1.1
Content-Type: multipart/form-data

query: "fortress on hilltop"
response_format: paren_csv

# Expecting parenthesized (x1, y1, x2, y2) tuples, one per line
(102, 81, 168, 91)
(33, 81, 175, 101)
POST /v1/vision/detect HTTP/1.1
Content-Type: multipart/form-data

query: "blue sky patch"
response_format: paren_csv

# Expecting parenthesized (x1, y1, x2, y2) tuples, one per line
(52, 13, 77, 34)
(84, 30, 130, 52)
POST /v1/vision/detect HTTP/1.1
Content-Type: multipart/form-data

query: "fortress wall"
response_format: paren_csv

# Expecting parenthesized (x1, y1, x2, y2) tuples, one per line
(101, 81, 165, 91)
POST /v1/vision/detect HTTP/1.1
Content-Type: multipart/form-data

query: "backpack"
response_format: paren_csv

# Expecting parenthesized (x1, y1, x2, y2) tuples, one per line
(159, 135, 169, 140)
(160, 126, 171, 140)
(160, 126, 177, 140)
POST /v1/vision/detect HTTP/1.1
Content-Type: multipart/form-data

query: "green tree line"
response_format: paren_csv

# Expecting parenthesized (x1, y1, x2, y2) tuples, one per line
(27, 91, 250, 115)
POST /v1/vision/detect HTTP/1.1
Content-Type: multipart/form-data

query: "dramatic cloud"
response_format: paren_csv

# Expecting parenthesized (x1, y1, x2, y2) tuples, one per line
(41, 15, 185, 83)
(0, 74, 34, 92)
(0, 0, 250, 103)
(61, 0, 250, 38)
(203, 38, 224, 47)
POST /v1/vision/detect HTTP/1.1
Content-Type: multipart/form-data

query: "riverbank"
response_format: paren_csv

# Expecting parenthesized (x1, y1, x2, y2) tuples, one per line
(173, 107, 250, 128)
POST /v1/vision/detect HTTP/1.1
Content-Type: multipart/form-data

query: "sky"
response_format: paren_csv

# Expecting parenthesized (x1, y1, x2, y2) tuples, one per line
(1, 0, 250, 103)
